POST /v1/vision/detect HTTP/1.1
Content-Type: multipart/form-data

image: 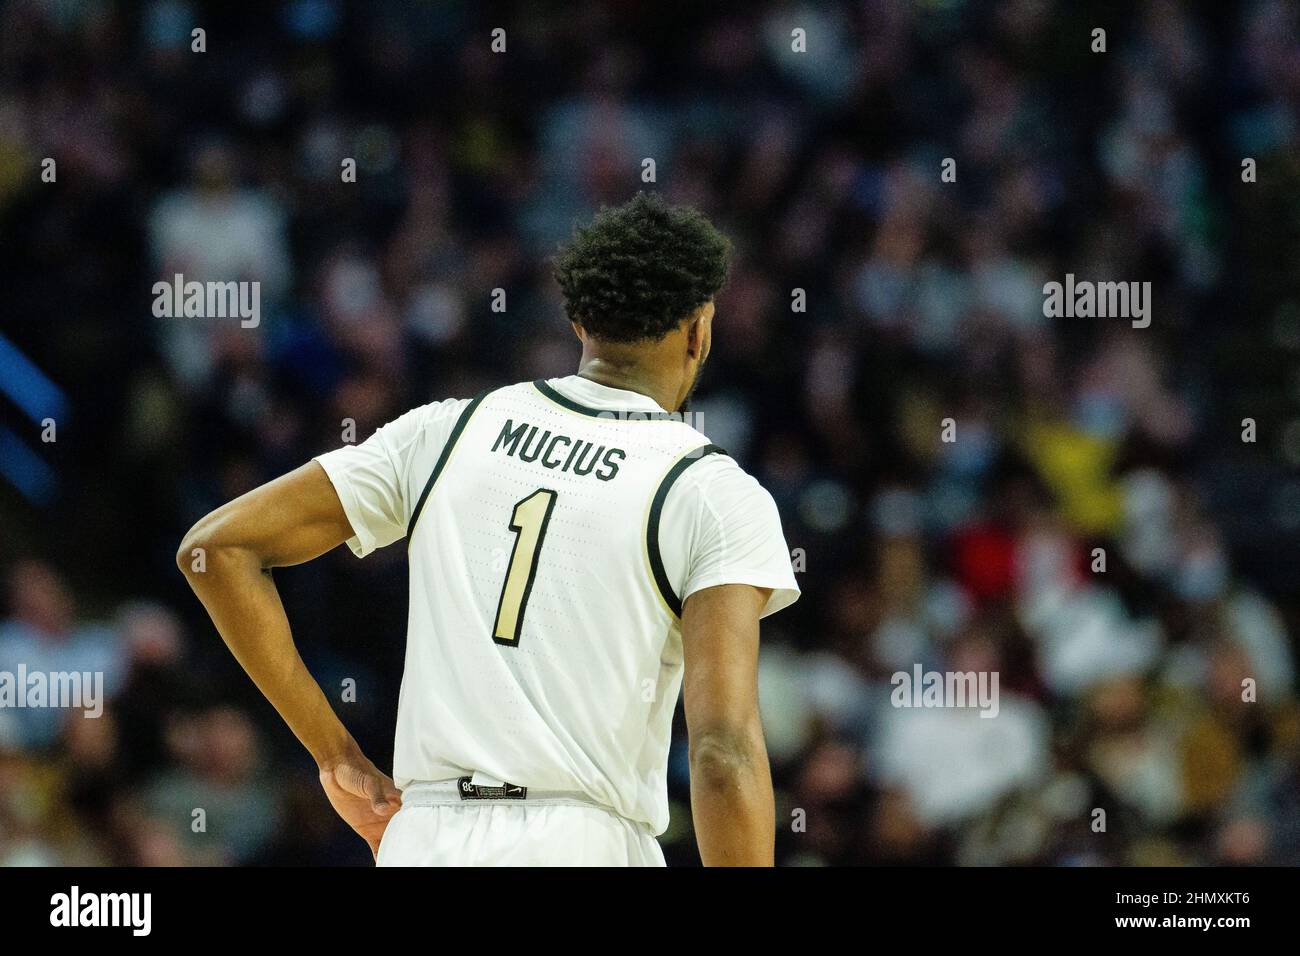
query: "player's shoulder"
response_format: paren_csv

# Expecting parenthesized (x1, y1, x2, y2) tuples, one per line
(368, 395, 477, 455)
(393, 394, 476, 430)
(669, 444, 776, 515)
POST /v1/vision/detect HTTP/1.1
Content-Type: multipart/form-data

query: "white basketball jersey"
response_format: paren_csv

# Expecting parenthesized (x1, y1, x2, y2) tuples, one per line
(316, 375, 799, 832)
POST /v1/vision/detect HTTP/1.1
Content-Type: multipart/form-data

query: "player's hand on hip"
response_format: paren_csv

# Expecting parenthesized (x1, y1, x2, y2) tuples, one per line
(318, 750, 403, 861)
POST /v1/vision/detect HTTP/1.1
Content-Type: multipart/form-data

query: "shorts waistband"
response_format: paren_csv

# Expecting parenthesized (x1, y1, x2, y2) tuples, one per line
(401, 778, 608, 810)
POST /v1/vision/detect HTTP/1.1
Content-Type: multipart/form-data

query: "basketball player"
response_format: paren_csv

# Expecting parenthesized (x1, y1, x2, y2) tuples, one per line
(178, 193, 799, 866)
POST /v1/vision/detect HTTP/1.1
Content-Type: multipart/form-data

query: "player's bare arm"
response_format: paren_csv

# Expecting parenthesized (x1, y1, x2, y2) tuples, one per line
(176, 461, 401, 858)
(681, 582, 776, 866)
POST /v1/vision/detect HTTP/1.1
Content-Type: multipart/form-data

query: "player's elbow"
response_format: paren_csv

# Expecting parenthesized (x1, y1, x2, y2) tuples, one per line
(176, 519, 210, 577)
(689, 725, 761, 793)
(176, 511, 238, 578)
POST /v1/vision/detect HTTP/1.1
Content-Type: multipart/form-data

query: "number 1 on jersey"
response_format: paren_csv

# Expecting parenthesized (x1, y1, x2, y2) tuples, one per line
(492, 488, 558, 646)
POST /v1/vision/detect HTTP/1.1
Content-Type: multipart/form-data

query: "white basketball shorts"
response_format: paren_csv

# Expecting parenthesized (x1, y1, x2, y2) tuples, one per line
(375, 780, 666, 867)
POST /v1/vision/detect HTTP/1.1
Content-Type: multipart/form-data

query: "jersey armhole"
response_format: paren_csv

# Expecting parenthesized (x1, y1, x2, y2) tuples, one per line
(406, 390, 492, 543)
(643, 443, 729, 619)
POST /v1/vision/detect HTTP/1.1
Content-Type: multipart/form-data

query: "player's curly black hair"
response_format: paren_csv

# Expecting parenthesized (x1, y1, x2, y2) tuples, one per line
(553, 192, 731, 343)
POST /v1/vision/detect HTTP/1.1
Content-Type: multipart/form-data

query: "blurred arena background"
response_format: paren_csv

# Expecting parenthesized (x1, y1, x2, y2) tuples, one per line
(1, 0, 1299, 866)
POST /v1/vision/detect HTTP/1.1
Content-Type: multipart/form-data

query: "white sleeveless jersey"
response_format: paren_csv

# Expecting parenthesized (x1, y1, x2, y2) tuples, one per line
(315, 375, 799, 832)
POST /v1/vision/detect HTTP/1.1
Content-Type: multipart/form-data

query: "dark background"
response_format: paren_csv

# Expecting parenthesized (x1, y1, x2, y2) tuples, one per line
(1, 0, 1298, 865)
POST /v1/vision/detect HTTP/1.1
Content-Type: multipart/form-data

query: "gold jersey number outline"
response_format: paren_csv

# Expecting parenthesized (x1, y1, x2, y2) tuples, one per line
(492, 488, 558, 646)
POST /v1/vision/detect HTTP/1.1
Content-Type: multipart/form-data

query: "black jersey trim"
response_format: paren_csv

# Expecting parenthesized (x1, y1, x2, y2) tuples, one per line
(532, 379, 677, 420)
(407, 391, 491, 541)
(646, 443, 729, 619)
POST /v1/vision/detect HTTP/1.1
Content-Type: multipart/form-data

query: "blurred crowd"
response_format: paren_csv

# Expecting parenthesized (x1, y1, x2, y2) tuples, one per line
(2, 0, 1300, 865)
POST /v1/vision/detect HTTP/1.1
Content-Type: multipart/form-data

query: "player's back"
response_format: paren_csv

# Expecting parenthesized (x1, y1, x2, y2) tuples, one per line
(399, 375, 714, 828)
(316, 373, 798, 837)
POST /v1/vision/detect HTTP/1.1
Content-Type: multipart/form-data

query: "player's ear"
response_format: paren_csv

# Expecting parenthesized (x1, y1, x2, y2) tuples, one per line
(684, 316, 700, 358)
(571, 321, 585, 344)
(684, 301, 713, 359)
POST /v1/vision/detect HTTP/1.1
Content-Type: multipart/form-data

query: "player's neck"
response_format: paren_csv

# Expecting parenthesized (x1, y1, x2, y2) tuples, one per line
(574, 355, 681, 412)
